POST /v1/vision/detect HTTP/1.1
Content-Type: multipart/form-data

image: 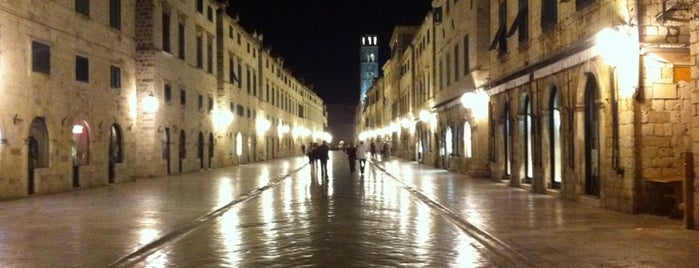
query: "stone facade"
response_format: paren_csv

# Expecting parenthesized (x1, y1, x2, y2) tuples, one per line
(357, 0, 699, 226)
(0, 0, 326, 199)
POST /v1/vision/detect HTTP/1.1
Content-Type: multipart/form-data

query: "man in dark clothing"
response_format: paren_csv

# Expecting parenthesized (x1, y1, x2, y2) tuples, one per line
(345, 142, 357, 173)
(316, 140, 330, 178)
(370, 142, 377, 159)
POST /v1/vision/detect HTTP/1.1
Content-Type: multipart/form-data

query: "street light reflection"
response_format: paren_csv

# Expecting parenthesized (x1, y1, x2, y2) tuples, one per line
(218, 211, 242, 266)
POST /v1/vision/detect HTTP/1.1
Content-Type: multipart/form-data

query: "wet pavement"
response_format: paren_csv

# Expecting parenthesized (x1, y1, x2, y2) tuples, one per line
(0, 152, 697, 267)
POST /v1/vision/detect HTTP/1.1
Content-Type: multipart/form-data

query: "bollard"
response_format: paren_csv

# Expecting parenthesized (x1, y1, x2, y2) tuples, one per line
(684, 152, 695, 229)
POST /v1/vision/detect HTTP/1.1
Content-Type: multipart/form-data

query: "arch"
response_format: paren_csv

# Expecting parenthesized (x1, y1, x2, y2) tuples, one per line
(522, 93, 533, 184)
(208, 132, 214, 168)
(108, 124, 124, 183)
(503, 103, 512, 178)
(463, 121, 472, 158)
(235, 132, 243, 157)
(583, 73, 601, 197)
(198, 132, 204, 169)
(163, 127, 171, 174)
(179, 130, 186, 173)
(28, 117, 49, 194)
(71, 120, 90, 188)
(549, 87, 562, 189)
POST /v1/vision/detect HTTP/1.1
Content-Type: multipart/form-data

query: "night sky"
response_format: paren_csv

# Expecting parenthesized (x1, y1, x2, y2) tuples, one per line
(226, 0, 432, 104)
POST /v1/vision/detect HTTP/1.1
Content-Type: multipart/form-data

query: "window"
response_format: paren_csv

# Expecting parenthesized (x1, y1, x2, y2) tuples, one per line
(178, 23, 186, 59)
(32, 41, 51, 74)
(162, 12, 171, 53)
(180, 89, 186, 106)
(489, 2, 508, 56)
(507, 0, 529, 43)
(76, 55, 89, 82)
(75, 0, 89, 16)
(576, 0, 596, 10)
(541, 0, 557, 30)
(196, 35, 203, 68)
(229, 55, 238, 83)
(207, 6, 213, 22)
(109, 0, 121, 30)
(208, 96, 213, 111)
(164, 84, 172, 102)
(196, 0, 204, 13)
(207, 38, 213, 73)
(236, 105, 244, 116)
(198, 94, 203, 110)
(229, 26, 234, 38)
(446, 53, 451, 85)
(463, 35, 470, 76)
(110, 66, 121, 88)
(453, 45, 459, 81)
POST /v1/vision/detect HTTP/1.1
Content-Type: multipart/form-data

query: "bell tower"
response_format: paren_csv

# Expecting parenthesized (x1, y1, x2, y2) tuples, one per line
(359, 34, 379, 104)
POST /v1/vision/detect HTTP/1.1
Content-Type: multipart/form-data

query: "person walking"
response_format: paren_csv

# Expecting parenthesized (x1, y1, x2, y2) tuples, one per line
(307, 143, 317, 168)
(345, 142, 357, 173)
(316, 140, 330, 178)
(370, 141, 377, 160)
(356, 141, 369, 175)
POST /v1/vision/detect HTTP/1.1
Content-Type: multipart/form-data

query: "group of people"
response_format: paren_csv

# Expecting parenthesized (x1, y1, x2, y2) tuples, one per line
(302, 140, 390, 178)
(344, 141, 370, 175)
(305, 141, 330, 178)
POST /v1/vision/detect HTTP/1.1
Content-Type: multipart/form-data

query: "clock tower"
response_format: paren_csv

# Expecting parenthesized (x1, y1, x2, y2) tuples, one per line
(359, 35, 379, 104)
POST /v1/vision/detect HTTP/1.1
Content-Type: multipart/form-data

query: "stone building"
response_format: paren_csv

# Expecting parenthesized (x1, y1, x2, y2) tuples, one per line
(0, 0, 138, 198)
(0, 0, 326, 199)
(357, 0, 699, 227)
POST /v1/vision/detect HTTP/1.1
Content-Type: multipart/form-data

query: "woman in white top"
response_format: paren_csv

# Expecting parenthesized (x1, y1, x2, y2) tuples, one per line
(356, 141, 369, 174)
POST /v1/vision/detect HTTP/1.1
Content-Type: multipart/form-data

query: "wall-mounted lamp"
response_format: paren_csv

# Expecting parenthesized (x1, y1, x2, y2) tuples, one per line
(143, 93, 159, 113)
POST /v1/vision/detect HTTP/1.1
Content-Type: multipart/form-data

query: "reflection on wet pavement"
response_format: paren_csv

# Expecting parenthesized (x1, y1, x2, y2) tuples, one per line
(130, 156, 505, 267)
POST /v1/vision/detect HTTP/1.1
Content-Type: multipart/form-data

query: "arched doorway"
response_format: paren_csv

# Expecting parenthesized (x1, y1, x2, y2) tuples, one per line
(236, 132, 243, 163)
(584, 74, 601, 197)
(523, 95, 533, 184)
(208, 133, 214, 168)
(163, 128, 171, 174)
(28, 117, 49, 194)
(197, 132, 204, 169)
(443, 126, 453, 169)
(549, 88, 562, 189)
(108, 124, 123, 183)
(463, 122, 472, 158)
(72, 120, 90, 188)
(503, 104, 512, 179)
(179, 130, 186, 173)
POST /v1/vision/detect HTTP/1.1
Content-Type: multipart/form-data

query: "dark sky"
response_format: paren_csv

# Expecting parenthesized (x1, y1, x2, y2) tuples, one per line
(226, 0, 432, 104)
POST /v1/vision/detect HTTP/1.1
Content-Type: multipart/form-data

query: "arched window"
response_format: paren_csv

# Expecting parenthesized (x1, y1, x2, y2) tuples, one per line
(464, 122, 472, 158)
(524, 95, 533, 181)
(550, 89, 562, 188)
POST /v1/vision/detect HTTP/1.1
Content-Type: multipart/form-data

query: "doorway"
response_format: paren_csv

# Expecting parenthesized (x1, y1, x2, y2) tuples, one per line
(71, 121, 90, 188)
(179, 130, 186, 173)
(584, 75, 601, 196)
(108, 124, 123, 183)
(28, 117, 49, 194)
(550, 89, 562, 189)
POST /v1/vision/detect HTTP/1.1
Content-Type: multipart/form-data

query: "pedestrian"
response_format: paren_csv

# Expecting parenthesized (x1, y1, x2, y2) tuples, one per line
(307, 143, 317, 167)
(370, 141, 377, 160)
(345, 142, 357, 173)
(301, 144, 306, 155)
(382, 142, 390, 159)
(356, 141, 369, 175)
(316, 140, 330, 178)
